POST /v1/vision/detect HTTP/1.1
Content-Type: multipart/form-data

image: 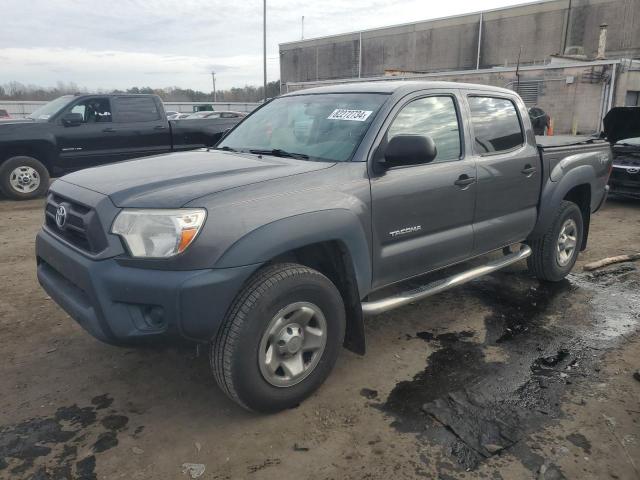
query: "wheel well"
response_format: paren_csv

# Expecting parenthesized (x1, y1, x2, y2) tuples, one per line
(0, 144, 53, 174)
(563, 184, 591, 251)
(271, 241, 366, 355)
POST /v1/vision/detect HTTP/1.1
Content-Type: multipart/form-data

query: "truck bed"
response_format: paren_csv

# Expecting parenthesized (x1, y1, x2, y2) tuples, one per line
(535, 135, 606, 149)
(535, 135, 611, 204)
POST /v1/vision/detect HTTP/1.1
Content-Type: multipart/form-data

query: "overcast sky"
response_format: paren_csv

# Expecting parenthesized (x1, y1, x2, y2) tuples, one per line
(1, 0, 531, 92)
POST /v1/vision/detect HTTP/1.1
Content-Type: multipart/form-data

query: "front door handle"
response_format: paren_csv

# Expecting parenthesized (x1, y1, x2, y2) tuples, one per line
(102, 127, 115, 133)
(521, 164, 536, 176)
(154, 125, 167, 130)
(454, 175, 476, 188)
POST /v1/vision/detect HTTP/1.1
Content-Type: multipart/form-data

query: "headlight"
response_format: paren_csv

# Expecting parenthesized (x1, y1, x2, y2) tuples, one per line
(111, 209, 206, 258)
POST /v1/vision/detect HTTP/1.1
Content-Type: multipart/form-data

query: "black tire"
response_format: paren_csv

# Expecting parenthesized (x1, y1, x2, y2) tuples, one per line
(527, 200, 584, 282)
(211, 263, 346, 413)
(0, 155, 50, 200)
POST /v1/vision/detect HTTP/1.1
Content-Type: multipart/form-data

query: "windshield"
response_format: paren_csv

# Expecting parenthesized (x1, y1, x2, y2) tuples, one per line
(27, 95, 74, 120)
(218, 93, 387, 162)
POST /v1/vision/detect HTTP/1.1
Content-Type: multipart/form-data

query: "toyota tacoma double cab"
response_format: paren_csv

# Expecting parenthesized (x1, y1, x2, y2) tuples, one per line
(36, 81, 612, 412)
(0, 94, 243, 200)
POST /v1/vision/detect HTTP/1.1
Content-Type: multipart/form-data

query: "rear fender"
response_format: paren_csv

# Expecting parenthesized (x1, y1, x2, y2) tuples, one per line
(529, 164, 595, 239)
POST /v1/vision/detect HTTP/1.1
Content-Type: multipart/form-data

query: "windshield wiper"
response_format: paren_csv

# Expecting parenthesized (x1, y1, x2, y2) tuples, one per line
(215, 146, 238, 152)
(249, 148, 309, 160)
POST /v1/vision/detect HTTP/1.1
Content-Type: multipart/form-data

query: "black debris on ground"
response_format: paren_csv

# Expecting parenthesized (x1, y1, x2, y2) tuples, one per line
(360, 388, 379, 400)
(380, 271, 639, 476)
(0, 396, 133, 478)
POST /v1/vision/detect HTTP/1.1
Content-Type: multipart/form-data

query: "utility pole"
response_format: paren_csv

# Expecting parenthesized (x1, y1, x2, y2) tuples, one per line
(263, 0, 267, 103)
(211, 71, 216, 102)
(515, 45, 523, 94)
(301, 16, 304, 40)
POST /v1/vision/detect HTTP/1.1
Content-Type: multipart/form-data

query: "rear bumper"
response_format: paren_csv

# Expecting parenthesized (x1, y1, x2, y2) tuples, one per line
(36, 229, 259, 344)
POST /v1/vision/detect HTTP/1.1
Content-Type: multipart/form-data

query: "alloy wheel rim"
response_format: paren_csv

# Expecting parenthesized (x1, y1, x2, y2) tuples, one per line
(9, 166, 40, 194)
(556, 218, 578, 266)
(258, 301, 327, 387)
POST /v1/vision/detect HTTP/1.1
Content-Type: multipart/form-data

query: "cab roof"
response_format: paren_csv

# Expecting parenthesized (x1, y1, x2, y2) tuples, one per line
(282, 80, 515, 97)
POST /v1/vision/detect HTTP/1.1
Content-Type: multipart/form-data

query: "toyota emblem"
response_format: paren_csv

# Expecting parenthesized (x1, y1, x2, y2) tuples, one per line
(627, 167, 639, 174)
(55, 205, 68, 229)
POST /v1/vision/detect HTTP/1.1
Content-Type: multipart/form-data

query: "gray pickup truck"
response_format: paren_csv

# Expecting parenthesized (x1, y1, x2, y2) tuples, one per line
(36, 81, 612, 412)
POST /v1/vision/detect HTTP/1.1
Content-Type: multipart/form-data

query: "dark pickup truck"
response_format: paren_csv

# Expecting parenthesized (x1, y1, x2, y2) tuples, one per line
(36, 81, 613, 412)
(603, 107, 640, 198)
(0, 94, 243, 199)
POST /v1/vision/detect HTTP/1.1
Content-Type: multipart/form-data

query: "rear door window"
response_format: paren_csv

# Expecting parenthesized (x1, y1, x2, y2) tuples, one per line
(113, 97, 161, 123)
(468, 96, 524, 154)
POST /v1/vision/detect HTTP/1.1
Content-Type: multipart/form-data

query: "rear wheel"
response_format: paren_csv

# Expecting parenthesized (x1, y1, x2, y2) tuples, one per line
(211, 263, 345, 412)
(527, 200, 583, 281)
(0, 156, 50, 200)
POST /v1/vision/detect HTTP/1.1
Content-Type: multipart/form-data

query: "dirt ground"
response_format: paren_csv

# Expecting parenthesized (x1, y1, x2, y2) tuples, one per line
(0, 194, 639, 480)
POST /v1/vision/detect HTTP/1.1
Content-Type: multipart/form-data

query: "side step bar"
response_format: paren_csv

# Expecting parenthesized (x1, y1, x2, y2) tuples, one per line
(361, 245, 532, 316)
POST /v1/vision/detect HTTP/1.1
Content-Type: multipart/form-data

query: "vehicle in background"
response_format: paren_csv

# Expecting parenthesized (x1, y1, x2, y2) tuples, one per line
(0, 109, 11, 120)
(603, 107, 640, 199)
(0, 94, 244, 199)
(186, 111, 246, 119)
(193, 104, 214, 112)
(167, 113, 192, 120)
(36, 81, 613, 412)
(165, 110, 179, 118)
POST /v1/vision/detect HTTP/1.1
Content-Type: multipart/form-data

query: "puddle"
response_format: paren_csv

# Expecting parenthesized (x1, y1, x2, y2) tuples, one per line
(378, 268, 640, 475)
(0, 395, 141, 478)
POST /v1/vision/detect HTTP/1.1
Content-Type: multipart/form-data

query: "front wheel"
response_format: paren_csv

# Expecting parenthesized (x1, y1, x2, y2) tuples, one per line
(211, 263, 345, 412)
(527, 200, 584, 281)
(0, 156, 50, 200)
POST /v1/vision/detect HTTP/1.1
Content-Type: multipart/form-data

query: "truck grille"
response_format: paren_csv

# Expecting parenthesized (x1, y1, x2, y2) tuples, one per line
(44, 193, 108, 254)
(614, 151, 640, 167)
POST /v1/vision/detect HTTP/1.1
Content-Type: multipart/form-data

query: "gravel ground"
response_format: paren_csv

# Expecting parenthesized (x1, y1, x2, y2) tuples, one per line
(0, 193, 639, 480)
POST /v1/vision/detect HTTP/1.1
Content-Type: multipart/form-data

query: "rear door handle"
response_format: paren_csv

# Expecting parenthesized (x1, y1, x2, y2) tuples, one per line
(102, 127, 115, 133)
(154, 125, 167, 130)
(521, 165, 536, 175)
(454, 175, 476, 187)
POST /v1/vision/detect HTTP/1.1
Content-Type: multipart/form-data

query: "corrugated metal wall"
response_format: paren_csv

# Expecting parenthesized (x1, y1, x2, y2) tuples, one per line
(280, 0, 640, 86)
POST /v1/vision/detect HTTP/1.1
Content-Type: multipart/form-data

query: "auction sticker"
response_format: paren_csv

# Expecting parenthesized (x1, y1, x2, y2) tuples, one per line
(327, 109, 373, 121)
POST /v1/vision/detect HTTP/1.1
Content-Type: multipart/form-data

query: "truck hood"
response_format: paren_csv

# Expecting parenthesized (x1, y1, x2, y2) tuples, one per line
(0, 118, 37, 124)
(59, 149, 336, 208)
(603, 107, 640, 144)
(0, 119, 43, 135)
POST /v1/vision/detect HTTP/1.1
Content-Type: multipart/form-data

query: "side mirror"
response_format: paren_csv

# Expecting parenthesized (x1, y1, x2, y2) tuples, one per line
(61, 112, 83, 127)
(383, 135, 437, 168)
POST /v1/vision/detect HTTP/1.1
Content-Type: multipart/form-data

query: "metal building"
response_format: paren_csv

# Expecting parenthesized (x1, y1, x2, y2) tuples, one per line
(280, 0, 639, 83)
(279, 0, 640, 133)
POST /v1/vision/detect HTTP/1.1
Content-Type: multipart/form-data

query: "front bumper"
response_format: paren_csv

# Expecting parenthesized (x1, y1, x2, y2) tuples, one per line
(608, 166, 640, 198)
(36, 229, 259, 344)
